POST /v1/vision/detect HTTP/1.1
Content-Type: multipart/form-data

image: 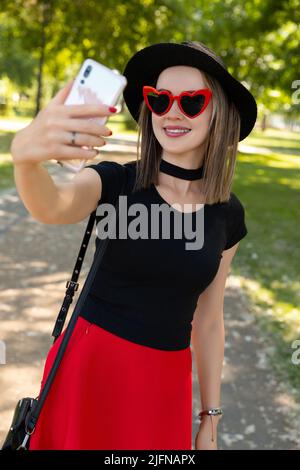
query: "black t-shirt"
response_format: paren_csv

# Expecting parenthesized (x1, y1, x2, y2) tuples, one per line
(80, 160, 248, 351)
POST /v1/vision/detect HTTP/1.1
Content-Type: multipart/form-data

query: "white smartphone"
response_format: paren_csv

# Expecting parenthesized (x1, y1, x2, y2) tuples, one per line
(58, 58, 127, 172)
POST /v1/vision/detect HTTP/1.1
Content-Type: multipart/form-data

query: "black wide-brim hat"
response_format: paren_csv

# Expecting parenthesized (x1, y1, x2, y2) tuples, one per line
(122, 41, 257, 142)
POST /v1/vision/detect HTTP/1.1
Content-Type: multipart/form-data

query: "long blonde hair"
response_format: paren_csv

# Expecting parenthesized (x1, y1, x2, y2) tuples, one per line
(131, 40, 241, 205)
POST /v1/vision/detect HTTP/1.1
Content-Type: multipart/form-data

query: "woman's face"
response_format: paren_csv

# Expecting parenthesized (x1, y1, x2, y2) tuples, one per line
(151, 65, 213, 163)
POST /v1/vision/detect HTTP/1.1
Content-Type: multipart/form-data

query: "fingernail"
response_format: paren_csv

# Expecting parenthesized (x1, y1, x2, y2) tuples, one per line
(108, 130, 113, 136)
(108, 106, 117, 113)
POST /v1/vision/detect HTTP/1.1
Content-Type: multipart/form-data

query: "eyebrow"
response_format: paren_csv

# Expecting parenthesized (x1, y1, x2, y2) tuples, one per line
(157, 88, 197, 93)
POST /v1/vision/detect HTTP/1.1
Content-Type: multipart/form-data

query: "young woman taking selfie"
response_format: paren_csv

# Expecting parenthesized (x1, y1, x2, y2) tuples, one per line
(10, 40, 257, 450)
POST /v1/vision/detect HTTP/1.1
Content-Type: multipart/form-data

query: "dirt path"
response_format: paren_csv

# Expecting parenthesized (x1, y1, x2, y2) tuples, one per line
(1, 137, 299, 449)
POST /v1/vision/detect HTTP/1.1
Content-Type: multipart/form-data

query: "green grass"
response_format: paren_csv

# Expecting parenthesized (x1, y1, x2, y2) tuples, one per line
(231, 128, 300, 394)
(245, 128, 300, 156)
(0, 127, 15, 191)
(0, 116, 34, 190)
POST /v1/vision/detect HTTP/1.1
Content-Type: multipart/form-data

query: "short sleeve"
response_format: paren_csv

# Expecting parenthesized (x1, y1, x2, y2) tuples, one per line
(85, 160, 126, 206)
(224, 193, 248, 250)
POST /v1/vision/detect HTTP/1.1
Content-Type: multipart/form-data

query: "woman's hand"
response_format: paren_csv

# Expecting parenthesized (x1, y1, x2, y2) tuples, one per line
(10, 80, 116, 166)
(194, 415, 221, 450)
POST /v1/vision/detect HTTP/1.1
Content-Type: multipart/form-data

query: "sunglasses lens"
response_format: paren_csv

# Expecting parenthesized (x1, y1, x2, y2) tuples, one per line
(147, 91, 170, 115)
(180, 94, 206, 117)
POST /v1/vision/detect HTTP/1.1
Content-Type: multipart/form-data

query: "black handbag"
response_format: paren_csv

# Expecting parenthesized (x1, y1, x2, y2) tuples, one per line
(1, 168, 126, 450)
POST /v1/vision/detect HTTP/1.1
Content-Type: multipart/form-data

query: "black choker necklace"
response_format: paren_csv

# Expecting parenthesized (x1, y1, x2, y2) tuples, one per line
(159, 158, 204, 180)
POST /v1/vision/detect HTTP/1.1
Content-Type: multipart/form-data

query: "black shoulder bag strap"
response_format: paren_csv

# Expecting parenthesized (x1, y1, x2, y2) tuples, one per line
(25, 166, 126, 435)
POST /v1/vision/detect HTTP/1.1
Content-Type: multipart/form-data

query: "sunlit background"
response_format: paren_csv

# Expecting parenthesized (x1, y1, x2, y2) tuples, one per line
(0, 0, 300, 450)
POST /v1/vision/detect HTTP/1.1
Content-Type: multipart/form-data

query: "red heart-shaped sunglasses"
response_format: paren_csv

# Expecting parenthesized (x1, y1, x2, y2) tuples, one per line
(143, 86, 212, 118)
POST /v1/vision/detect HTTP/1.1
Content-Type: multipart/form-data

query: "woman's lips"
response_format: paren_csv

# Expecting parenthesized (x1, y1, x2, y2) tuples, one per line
(163, 128, 191, 138)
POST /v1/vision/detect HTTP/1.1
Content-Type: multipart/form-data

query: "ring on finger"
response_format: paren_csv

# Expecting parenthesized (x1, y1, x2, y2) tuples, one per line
(70, 130, 77, 145)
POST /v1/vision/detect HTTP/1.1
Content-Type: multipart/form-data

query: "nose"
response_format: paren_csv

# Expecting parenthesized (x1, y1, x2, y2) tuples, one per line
(165, 97, 183, 117)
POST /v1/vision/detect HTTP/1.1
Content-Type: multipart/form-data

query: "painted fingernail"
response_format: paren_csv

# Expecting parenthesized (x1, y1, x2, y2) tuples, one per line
(108, 106, 117, 113)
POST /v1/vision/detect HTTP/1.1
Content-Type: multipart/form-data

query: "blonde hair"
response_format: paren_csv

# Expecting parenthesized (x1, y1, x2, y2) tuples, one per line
(131, 40, 241, 205)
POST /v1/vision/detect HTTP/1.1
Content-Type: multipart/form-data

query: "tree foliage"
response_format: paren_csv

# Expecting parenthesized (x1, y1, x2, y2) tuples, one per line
(0, 0, 299, 120)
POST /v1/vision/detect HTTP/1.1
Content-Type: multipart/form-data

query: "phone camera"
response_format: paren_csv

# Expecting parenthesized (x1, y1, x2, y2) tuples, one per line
(83, 65, 92, 78)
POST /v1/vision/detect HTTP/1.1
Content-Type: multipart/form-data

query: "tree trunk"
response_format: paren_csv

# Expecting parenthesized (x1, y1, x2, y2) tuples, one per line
(34, 2, 52, 116)
(261, 114, 267, 132)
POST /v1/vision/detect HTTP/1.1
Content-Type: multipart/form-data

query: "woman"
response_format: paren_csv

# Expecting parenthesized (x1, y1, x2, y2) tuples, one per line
(11, 40, 257, 450)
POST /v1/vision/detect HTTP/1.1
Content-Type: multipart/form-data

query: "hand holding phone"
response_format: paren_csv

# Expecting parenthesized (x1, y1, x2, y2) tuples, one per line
(10, 81, 121, 170)
(58, 59, 127, 172)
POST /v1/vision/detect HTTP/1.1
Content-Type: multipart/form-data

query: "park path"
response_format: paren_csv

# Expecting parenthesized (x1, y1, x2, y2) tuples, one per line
(0, 134, 299, 449)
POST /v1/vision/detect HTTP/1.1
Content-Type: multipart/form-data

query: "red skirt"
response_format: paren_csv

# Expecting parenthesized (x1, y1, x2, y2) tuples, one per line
(28, 316, 192, 450)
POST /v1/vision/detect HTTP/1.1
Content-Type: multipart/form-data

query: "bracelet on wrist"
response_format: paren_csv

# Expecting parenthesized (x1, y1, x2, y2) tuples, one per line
(197, 407, 223, 442)
(198, 407, 223, 421)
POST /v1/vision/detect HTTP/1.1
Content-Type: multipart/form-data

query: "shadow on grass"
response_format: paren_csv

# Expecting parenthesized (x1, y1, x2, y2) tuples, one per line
(232, 153, 300, 389)
(247, 145, 300, 156)
(0, 130, 14, 154)
(0, 160, 14, 191)
(247, 130, 300, 156)
(250, 133, 300, 144)
(234, 152, 300, 306)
